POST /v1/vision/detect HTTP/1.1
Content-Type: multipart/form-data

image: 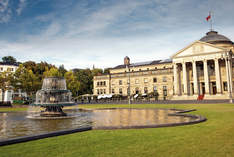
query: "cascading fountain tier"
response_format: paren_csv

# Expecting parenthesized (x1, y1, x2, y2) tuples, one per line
(31, 77, 76, 117)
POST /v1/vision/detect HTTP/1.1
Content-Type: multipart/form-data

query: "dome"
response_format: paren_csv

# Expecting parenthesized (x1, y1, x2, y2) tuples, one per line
(200, 31, 233, 45)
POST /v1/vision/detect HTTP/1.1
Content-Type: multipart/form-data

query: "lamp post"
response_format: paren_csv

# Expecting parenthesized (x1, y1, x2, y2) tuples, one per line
(126, 64, 131, 105)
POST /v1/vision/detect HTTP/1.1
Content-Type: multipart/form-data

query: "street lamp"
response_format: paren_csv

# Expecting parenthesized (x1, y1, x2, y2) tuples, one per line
(126, 64, 131, 105)
(124, 56, 131, 105)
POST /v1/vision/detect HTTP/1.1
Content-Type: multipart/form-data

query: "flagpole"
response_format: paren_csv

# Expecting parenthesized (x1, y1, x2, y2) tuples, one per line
(210, 11, 213, 31)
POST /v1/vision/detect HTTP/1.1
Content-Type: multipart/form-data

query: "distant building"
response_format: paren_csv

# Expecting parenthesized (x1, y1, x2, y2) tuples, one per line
(0, 62, 18, 73)
(0, 62, 19, 103)
(93, 30, 234, 100)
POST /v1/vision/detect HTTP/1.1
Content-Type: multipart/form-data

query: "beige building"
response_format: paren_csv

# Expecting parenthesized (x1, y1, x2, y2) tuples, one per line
(93, 30, 234, 100)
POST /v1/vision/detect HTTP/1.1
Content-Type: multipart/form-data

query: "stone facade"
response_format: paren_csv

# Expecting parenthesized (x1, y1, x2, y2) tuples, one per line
(93, 31, 234, 100)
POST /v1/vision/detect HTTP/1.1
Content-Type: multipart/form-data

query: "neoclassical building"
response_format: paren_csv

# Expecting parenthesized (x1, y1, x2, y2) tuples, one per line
(93, 30, 234, 100)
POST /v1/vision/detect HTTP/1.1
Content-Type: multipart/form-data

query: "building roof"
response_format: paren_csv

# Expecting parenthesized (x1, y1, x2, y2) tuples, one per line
(112, 59, 172, 69)
(0, 62, 19, 66)
(200, 31, 233, 44)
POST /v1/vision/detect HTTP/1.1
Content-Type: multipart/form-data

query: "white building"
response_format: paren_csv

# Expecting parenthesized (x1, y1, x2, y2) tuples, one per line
(0, 62, 19, 103)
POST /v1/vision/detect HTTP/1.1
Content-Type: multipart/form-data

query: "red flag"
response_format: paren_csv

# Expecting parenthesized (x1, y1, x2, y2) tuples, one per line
(206, 14, 211, 21)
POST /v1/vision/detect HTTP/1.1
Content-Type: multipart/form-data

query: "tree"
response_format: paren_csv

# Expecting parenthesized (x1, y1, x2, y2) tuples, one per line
(43, 67, 62, 78)
(74, 69, 93, 95)
(58, 65, 67, 76)
(14, 65, 41, 96)
(0, 72, 14, 102)
(103, 68, 110, 74)
(91, 68, 103, 76)
(64, 71, 80, 96)
(2, 56, 17, 64)
(23, 61, 36, 71)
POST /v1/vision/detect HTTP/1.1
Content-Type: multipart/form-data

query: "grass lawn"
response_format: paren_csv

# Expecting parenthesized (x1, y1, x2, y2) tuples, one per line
(0, 106, 28, 112)
(0, 103, 234, 157)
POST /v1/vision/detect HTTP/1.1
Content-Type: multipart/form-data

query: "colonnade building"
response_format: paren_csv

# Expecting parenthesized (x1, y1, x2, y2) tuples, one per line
(93, 30, 234, 100)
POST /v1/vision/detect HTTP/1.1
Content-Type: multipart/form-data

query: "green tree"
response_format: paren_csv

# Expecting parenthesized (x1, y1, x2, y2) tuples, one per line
(58, 65, 67, 76)
(74, 69, 93, 95)
(64, 71, 80, 96)
(0, 71, 14, 102)
(14, 65, 41, 96)
(43, 67, 62, 78)
(103, 68, 110, 74)
(2, 56, 17, 64)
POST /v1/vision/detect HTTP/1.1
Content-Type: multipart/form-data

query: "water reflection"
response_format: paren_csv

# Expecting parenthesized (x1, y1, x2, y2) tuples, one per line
(92, 109, 193, 129)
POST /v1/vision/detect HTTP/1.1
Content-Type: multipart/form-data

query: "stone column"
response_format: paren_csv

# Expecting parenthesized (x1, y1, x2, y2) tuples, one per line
(182, 62, 188, 95)
(214, 58, 222, 94)
(225, 56, 233, 94)
(173, 63, 179, 95)
(192, 61, 199, 95)
(203, 60, 210, 94)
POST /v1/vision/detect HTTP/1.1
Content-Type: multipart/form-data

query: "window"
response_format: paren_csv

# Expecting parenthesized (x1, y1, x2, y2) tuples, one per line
(223, 82, 228, 91)
(97, 82, 100, 86)
(135, 79, 139, 84)
(100, 82, 103, 86)
(112, 89, 115, 94)
(163, 86, 167, 96)
(144, 87, 148, 94)
(103, 89, 106, 94)
(153, 86, 157, 92)
(139, 69, 141, 71)
(119, 80, 122, 85)
(163, 76, 167, 82)
(100, 89, 103, 94)
(147, 68, 149, 70)
(0, 67, 3, 71)
(97, 89, 99, 94)
(155, 67, 157, 70)
(119, 88, 123, 95)
(153, 78, 157, 83)
(103, 81, 106, 86)
(135, 87, 139, 94)
(144, 78, 148, 83)
(132, 70, 134, 72)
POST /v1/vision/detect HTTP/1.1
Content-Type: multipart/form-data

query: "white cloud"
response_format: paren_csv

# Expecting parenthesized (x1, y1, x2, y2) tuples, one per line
(0, 0, 11, 23)
(1, 0, 234, 70)
(16, 0, 27, 15)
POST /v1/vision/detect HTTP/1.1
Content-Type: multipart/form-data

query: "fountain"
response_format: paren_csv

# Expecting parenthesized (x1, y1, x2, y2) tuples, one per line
(30, 77, 76, 118)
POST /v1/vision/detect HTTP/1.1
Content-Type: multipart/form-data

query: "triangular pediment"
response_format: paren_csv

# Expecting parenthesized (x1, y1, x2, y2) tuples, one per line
(172, 41, 227, 59)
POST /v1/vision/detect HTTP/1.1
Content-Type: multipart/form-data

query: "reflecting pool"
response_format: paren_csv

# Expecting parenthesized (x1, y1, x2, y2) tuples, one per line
(0, 108, 205, 140)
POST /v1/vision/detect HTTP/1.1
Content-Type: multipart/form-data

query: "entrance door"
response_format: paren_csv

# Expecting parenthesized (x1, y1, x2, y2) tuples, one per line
(212, 82, 217, 95)
(201, 82, 205, 94)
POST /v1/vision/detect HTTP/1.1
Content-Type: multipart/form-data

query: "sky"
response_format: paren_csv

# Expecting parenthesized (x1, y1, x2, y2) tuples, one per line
(0, 0, 234, 70)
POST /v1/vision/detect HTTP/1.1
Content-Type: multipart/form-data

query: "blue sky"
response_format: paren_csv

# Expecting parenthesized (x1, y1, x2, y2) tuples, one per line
(0, 0, 234, 69)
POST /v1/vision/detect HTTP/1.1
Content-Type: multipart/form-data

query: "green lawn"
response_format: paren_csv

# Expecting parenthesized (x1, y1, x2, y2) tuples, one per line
(1, 103, 234, 157)
(0, 106, 28, 112)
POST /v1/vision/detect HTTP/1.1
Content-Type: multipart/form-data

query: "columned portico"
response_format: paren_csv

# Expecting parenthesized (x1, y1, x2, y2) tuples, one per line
(171, 39, 232, 100)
